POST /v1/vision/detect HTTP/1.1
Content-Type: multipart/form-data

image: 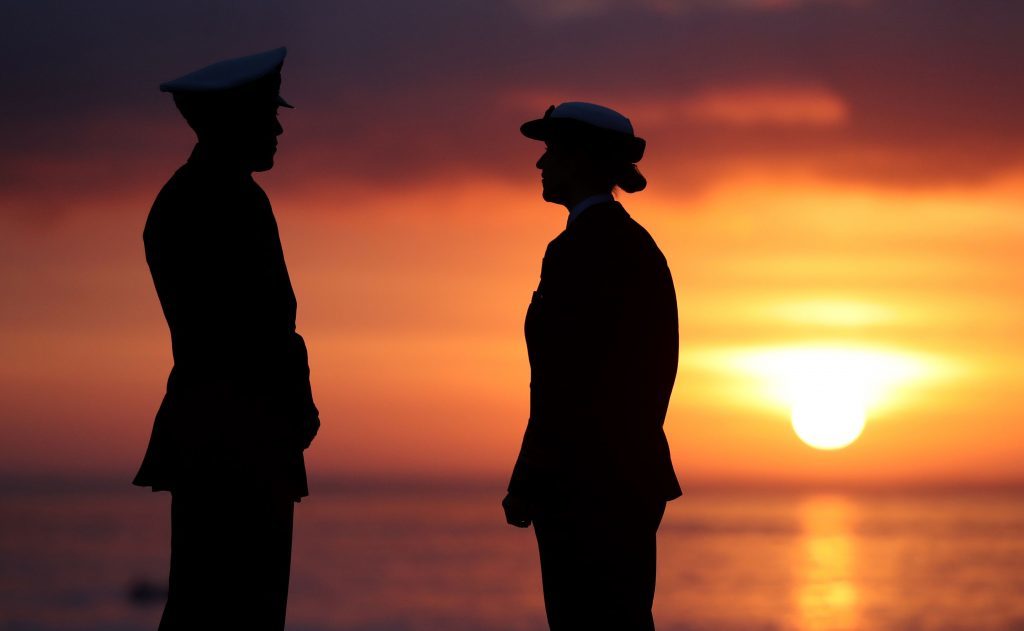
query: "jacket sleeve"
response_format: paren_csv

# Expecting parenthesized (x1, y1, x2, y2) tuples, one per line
(146, 194, 317, 434)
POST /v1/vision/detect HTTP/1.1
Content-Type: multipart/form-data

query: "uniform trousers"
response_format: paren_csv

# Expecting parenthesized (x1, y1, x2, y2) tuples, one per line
(533, 499, 666, 631)
(158, 486, 295, 631)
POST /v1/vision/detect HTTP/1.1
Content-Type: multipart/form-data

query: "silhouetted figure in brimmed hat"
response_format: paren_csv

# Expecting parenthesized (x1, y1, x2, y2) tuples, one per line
(134, 47, 319, 631)
(503, 102, 682, 631)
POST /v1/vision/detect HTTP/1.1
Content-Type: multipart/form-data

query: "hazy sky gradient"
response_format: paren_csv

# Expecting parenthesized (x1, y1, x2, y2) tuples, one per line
(2, 0, 1022, 486)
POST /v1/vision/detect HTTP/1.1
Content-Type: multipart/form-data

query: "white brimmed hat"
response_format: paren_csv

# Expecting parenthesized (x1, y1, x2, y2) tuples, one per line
(521, 102, 645, 162)
(160, 47, 293, 108)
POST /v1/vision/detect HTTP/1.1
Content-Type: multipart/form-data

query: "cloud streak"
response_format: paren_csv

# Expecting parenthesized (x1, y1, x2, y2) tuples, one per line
(2, 0, 1023, 220)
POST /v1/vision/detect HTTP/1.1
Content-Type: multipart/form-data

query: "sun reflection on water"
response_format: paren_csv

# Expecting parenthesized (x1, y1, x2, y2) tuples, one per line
(794, 495, 860, 631)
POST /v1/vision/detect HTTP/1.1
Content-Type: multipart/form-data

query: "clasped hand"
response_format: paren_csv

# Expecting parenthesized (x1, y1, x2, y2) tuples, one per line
(502, 492, 533, 528)
(299, 414, 320, 449)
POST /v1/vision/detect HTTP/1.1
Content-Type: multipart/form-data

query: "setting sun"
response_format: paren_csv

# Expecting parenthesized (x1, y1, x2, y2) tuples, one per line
(790, 380, 866, 450)
(699, 343, 939, 451)
(780, 348, 875, 450)
(762, 346, 929, 450)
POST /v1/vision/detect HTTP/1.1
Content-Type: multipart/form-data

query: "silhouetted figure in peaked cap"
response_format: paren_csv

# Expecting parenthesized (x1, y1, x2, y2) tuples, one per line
(503, 102, 682, 631)
(134, 47, 319, 631)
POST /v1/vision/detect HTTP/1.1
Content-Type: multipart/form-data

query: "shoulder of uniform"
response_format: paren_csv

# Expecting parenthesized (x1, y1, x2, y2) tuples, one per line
(145, 165, 225, 240)
(632, 230, 673, 289)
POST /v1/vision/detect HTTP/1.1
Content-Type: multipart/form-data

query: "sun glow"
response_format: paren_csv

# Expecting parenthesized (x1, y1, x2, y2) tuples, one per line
(724, 345, 931, 450)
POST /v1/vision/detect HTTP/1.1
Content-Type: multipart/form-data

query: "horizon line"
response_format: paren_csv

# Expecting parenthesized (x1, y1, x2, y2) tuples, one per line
(3, 472, 1024, 495)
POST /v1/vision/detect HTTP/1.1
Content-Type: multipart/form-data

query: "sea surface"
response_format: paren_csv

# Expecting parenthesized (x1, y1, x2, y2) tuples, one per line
(2, 482, 1024, 631)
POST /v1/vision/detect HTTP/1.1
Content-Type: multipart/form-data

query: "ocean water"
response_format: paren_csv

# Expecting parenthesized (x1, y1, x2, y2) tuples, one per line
(2, 483, 1024, 631)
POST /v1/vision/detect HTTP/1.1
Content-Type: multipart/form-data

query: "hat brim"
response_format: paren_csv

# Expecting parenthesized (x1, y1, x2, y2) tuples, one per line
(520, 118, 550, 141)
(521, 117, 646, 163)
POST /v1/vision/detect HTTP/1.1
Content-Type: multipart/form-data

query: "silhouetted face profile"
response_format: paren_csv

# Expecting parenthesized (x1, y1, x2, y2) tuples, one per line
(202, 101, 283, 173)
(522, 102, 648, 208)
(222, 102, 283, 173)
(162, 48, 292, 174)
(536, 141, 606, 206)
(175, 95, 284, 173)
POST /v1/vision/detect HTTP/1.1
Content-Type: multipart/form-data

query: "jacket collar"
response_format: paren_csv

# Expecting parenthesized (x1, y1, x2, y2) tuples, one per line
(567, 193, 615, 225)
(565, 198, 627, 232)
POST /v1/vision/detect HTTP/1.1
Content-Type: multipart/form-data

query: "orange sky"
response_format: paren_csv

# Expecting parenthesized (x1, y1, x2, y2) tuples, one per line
(2, 0, 1023, 486)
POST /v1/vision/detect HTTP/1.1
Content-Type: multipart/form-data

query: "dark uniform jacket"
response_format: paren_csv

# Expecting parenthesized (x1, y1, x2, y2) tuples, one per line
(509, 201, 682, 504)
(134, 145, 316, 500)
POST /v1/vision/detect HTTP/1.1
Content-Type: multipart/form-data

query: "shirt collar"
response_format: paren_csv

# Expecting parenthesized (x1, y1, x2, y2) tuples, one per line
(567, 193, 615, 225)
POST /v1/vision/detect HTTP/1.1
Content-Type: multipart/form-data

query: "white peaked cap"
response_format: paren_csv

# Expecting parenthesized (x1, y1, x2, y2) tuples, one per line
(548, 102, 634, 135)
(160, 47, 292, 107)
